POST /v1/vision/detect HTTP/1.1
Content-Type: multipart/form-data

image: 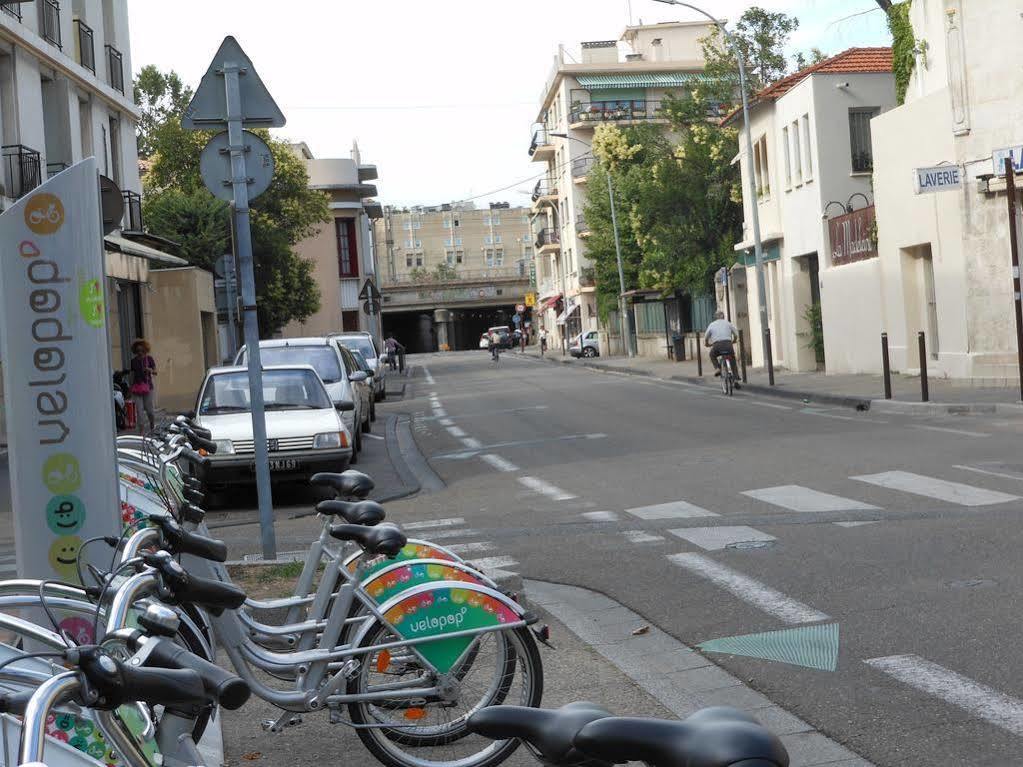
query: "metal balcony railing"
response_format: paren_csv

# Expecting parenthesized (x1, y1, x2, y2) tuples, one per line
(529, 127, 551, 157)
(106, 44, 124, 93)
(381, 267, 526, 286)
(75, 19, 95, 73)
(532, 180, 559, 202)
(570, 100, 667, 125)
(1, 2, 21, 21)
(122, 190, 143, 231)
(40, 0, 61, 49)
(2, 145, 41, 199)
(46, 162, 69, 178)
(572, 156, 594, 178)
(536, 228, 560, 249)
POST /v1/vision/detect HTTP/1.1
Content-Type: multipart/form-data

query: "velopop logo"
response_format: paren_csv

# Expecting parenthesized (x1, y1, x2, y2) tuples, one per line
(24, 193, 64, 236)
(407, 606, 469, 634)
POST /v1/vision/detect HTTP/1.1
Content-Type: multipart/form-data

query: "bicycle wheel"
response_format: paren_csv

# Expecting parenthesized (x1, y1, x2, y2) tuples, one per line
(726, 361, 735, 396)
(347, 621, 543, 767)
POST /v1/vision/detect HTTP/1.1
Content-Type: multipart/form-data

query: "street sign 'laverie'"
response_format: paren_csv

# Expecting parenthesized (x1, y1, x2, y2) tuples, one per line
(914, 164, 962, 195)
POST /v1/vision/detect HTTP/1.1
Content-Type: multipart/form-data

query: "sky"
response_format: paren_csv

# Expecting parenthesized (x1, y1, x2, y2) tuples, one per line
(127, 0, 889, 208)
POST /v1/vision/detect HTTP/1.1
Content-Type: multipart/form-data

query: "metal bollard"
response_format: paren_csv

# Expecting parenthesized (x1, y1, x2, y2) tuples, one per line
(695, 333, 703, 377)
(881, 332, 892, 400)
(765, 328, 775, 386)
(738, 329, 748, 383)
(918, 332, 929, 402)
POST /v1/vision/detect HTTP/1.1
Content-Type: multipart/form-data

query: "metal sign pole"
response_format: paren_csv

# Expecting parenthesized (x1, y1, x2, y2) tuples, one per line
(224, 62, 277, 559)
(1004, 158, 1023, 402)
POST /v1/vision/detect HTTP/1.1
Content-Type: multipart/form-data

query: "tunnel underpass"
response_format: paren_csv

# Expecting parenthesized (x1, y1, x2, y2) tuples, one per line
(382, 305, 529, 353)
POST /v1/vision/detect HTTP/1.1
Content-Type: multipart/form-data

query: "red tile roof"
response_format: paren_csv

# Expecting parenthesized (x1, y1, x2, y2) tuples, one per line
(722, 47, 893, 126)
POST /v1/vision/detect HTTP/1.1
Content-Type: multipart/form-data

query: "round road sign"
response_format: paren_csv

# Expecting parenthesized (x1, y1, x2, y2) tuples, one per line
(200, 130, 275, 202)
(516, 304, 526, 313)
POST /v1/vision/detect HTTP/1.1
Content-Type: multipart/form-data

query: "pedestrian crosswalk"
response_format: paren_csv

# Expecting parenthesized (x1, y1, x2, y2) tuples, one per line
(625, 500, 718, 520)
(742, 485, 879, 513)
(852, 470, 1020, 507)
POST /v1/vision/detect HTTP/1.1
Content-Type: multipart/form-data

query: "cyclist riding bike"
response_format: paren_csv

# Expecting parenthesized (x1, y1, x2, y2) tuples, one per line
(488, 329, 502, 361)
(705, 311, 741, 389)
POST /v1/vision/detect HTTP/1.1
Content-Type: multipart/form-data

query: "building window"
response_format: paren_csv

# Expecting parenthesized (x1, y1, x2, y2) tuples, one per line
(456, 250, 464, 264)
(494, 234, 502, 244)
(782, 126, 791, 189)
(485, 249, 495, 267)
(336, 218, 359, 278)
(802, 115, 813, 180)
(523, 246, 534, 260)
(492, 215, 501, 226)
(484, 235, 493, 245)
(443, 219, 451, 229)
(483, 214, 491, 226)
(453, 218, 460, 227)
(753, 135, 770, 200)
(495, 248, 504, 266)
(414, 220, 422, 229)
(415, 253, 423, 267)
(792, 120, 802, 184)
(849, 108, 879, 173)
(445, 250, 455, 265)
(405, 255, 413, 268)
(405, 239, 414, 249)
(455, 237, 462, 247)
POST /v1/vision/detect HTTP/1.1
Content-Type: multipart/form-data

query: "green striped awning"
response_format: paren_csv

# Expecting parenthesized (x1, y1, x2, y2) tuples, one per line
(575, 72, 712, 89)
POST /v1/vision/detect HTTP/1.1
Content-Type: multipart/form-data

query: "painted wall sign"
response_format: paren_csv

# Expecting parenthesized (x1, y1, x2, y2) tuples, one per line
(992, 146, 1023, 176)
(828, 205, 878, 266)
(915, 165, 962, 194)
(0, 159, 120, 581)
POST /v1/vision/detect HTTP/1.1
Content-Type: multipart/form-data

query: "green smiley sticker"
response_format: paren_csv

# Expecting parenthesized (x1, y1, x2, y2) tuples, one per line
(46, 495, 86, 534)
(42, 453, 81, 494)
(78, 278, 105, 329)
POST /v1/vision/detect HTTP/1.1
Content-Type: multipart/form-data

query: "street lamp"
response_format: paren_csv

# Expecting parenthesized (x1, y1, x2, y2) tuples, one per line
(550, 132, 634, 358)
(651, 0, 774, 382)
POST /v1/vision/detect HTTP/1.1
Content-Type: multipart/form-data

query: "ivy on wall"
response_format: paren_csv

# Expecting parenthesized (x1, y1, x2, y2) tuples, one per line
(888, 1, 916, 104)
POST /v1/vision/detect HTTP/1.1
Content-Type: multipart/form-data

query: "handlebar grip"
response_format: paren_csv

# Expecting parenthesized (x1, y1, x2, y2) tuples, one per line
(176, 528, 228, 563)
(119, 664, 209, 708)
(183, 487, 206, 506)
(188, 423, 213, 441)
(144, 639, 250, 710)
(176, 573, 247, 616)
(179, 447, 211, 468)
(178, 502, 205, 525)
(183, 428, 218, 455)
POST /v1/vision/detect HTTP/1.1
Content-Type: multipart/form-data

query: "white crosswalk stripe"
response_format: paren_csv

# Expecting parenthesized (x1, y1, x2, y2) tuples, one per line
(853, 470, 1020, 507)
(403, 518, 466, 530)
(622, 530, 666, 544)
(424, 528, 481, 540)
(447, 541, 496, 555)
(581, 511, 620, 522)
(669, 526, 776, 551)
(626, 500, 718, 520)
(743, 485, 880, 512)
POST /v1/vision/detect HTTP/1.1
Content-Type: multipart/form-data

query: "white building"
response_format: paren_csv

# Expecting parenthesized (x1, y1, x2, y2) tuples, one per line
(528, 21, 716, 350)
(869, 0, 1023, 382)
(725, 48, 895, 372)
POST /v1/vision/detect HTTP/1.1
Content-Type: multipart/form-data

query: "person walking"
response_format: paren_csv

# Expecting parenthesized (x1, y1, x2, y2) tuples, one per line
(385, 334, 399, 371)
(539, 327, 549, 357)
(130, 338, 157, 433)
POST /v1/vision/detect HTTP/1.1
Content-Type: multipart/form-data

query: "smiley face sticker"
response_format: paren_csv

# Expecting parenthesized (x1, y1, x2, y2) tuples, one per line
(42, 453, 81, 495)
(46, 495, 85, 534)
(48, 535, 82, 580)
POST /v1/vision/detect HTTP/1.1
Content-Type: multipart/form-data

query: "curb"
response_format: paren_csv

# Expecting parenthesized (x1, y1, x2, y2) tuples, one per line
(390, 413, 445, 495)
(870, 399, 1023, 415)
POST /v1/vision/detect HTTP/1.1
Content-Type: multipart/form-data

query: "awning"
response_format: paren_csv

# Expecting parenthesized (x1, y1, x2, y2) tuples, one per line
(539, 294, 562, 311)
(575, 72, 713, 90)
(104, 234, 188, 266)
(556, 303, 581, 325)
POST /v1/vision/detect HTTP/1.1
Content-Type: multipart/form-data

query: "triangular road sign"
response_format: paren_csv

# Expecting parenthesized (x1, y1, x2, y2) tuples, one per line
(698, 623, 839, 672)
(359, 278, 381, 301)
(182, 36, 286, 130)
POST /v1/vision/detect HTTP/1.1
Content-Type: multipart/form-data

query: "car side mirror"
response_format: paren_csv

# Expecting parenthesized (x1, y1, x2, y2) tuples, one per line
(336, 400, 356, 412)
(365, 369, 375, 377)
(350, 371, 368, 383)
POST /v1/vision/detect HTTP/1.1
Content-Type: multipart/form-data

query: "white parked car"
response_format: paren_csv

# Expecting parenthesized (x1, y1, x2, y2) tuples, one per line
(333, 332, 387, 402)
(195, 365, 354, 487)
(570, 330, 600, 358)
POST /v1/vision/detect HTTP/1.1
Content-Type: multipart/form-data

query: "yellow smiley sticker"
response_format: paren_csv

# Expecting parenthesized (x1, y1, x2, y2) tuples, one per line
(48, 535, 82, 580)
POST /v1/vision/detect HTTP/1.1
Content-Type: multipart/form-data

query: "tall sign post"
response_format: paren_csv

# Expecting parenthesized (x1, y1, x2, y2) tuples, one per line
(1004, 158, 1023, 402)
(184, 37, 286, 559)
(0, 159, 121, 585)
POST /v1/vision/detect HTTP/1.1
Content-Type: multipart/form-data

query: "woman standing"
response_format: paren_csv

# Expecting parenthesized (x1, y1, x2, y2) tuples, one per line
(130, 338, 157, 433)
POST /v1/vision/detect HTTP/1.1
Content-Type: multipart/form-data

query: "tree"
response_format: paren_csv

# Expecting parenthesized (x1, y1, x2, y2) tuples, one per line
(134, 65, 193, 160)
(136, 66, 328, 336)
(794, 48, 828, 71)
(701, 7, 800, 104)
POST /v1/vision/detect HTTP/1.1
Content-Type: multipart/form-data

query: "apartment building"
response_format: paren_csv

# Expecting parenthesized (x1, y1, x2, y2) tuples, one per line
(528, 20, 716, 350)
(724, 49, 896, 372)
(282, 142, 384, 341)
(374, 203, 533, 352)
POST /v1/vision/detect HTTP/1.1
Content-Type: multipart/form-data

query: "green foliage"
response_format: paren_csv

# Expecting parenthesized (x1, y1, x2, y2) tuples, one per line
(409, 267, 429, 283)
(136, 66, 328, 336)
(887, 1, 915, 105)
(794, 48, 828, 70)
(701, 7, 800, 104)
(803, 303, 825, 363)
(432, 263, 458, 281)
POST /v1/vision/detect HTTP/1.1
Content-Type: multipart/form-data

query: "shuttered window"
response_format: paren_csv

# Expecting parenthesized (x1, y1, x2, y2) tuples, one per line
(848, 108, 880, 173)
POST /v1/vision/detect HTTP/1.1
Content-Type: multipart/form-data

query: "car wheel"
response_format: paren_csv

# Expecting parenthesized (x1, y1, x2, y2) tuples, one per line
(583, 347, 598, 358)
(350, 427, 361, 464)
(377, 385, 386, 403)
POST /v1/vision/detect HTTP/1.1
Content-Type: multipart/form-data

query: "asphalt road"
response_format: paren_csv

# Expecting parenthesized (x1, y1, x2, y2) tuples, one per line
(381, 350, 1023, 767)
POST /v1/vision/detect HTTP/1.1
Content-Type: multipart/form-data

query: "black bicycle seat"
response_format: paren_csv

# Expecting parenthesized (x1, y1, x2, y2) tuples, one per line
(316, 499, 385, 526)
(329, 522, 406, 558)
(468, 703, 613, 766)
(574, 707, 788, 767)
(310, 470, 375, 499)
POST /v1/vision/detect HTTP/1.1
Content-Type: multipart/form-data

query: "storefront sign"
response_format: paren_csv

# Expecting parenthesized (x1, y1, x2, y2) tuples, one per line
(0, 159, 120, 581)
(992, 146, 1023, 176)
(828, 205, 878, 266)
(915, 164, 962, 194)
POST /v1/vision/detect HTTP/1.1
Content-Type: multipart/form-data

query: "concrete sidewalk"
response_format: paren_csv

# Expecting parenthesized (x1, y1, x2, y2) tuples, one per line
(523, 347, 1023, 414)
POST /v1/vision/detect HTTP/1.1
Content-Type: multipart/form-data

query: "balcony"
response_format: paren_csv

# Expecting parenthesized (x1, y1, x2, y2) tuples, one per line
(531, 179, 559, 212)
(75, 19, 95, 73)
(2, 145, 41, 199)
(39, 0, 61, 49)
(572, 156, 594, 183)
(575, 216, 591, 238)
(122, 190, 143, 232)
(381, 267, 526, 287)
(536, 228, 560, 253)
(569, 100, 668, 129)
(106, 44, 124, 94)
(46, 162, 69, 178)
(529, 127, 555, 163)
(1, 2, 21, 21)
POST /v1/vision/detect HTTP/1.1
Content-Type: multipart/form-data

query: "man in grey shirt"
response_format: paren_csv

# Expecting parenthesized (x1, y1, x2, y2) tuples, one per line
(705, 311, 740, 385)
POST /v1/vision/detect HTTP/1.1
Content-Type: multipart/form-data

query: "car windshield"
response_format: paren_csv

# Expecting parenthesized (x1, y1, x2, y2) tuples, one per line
(242, 345, 344, 384)
(350, 349, 371, 371)
(199, 369, 332, 415)
(339, 337, 376, 359)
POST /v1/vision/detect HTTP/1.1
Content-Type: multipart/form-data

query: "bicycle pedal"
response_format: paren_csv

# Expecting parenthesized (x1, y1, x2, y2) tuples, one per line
(262, 713, 303, 733)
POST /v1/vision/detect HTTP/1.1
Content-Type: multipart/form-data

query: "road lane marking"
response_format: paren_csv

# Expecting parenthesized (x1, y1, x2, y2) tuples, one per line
(461, 437, 483, 449)
(622, 530, 665, 544)
(581, 511, 620, 522)
(743, 485, 880, 513)
(912, 424, 990, 438)
(424, 368, 435, 385)
(833, 521, 879, 528)
(670, 526, 776, 551)
(436, 433, 608, 459)
(446, 426, 468, 438)
(865, 654, 1023, 736)
(403, 517, 466, 530)
(667, 553, 830, 624)
(469, 556, 517, 570)
(853, 470, 1020, 506)
(364, 433, 385, 440)
(801, 408, 887, 424)
(424, 528, 479, 540)
(479, 454, 520, 473)
(953, 464, 1023, 482)
(419, 406, 549, 422)
(438, 418, 454, 426)
(626, 501, 719, 520)
(446, 541, 496, 555)
(518, 476, 577, 501)
(745, 400, 793, 410)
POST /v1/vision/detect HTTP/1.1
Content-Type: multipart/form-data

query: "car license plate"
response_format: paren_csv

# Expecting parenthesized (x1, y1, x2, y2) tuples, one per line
(268, 459, 297, 472)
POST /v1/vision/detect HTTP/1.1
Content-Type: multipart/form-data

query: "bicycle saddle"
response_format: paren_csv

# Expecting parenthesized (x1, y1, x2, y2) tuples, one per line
(574, 707, 788, 767)
(316, 499, 386, 526)
(310, 470, 375, 498)
(329, 522, 406, 558)
(468, 702, 613, 766)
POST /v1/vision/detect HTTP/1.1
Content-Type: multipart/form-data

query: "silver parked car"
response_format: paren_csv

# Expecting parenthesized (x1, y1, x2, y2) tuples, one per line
(333, 332, 387, 402)
(346, 347, 378, 428)
(234, 337, 368, 461)
(569, 330, 600, 358)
